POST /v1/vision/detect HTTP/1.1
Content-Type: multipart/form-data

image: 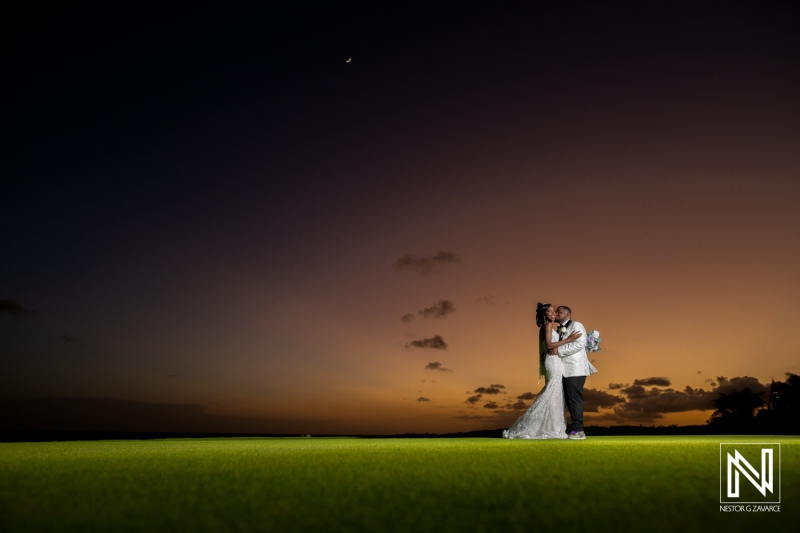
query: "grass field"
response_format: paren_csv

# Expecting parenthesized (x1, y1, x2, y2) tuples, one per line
(0, 436, 796, 532)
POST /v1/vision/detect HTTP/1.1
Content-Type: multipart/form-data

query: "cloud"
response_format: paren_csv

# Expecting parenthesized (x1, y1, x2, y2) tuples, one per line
(407, 335, 447, 350)
(418, 300, 456, 318)
(620, 384, 647, 399)
(616, 386, 712, 416)
(476, 296, 495, 306)
(0, 299, 35, 317)
(454, 398, 534, 427)
(454, 413, 495, 421)
(473, 374, 770, 426)
(60, 334, 87, 347)
(394, 251, 462, 275)
(474, 384, 505, 395)
(416, 397, 431, 402)
(582, 388, 627, 412)
(714, 376, 767, 396)
(400, 313, 415, 323)
(633, 377, 672, 387)
(597, 375, 771, 424)
(424, 362, 450, 372)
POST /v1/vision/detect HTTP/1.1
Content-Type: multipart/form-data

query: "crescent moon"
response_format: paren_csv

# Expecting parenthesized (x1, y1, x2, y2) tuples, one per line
(345, 58, 352, 63)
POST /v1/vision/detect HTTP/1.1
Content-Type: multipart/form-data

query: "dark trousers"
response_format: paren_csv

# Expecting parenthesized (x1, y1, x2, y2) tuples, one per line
(563, 375, 586, 432)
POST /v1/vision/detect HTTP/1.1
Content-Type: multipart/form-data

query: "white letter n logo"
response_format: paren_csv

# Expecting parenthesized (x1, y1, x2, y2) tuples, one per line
(727, 449, 773, 497)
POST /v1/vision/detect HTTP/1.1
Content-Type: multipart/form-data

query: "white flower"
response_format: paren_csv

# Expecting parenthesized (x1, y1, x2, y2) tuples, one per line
(593, 330, 600, 337)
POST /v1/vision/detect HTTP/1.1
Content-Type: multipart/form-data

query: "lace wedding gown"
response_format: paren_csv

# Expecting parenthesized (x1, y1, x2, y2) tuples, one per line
(503, 329, 568, 439)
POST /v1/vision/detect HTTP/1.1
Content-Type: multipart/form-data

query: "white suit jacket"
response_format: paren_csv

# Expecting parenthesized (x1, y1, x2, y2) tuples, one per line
(557, 320, 598, 378)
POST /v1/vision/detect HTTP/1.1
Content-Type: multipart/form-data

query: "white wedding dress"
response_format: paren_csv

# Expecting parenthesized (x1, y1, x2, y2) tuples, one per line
(503, 329, 568, 439)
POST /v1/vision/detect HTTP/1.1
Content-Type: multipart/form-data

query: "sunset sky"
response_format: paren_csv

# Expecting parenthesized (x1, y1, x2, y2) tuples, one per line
(2, 2, 798, 435)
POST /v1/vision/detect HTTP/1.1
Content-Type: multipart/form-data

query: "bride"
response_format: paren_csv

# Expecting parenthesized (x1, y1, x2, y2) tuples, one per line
(503, 302, 582, 439)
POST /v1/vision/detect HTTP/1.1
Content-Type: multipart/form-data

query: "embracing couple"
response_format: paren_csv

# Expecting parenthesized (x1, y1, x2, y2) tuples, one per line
(503, 303, 598, 440)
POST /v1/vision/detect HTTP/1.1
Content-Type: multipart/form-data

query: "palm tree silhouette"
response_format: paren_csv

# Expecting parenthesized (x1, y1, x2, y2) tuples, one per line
(779, 372, 800, 411)
(711, 388, 766, 421)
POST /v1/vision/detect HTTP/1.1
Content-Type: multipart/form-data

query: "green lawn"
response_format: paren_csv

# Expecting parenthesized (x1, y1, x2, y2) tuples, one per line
(0, 436, 796, 532)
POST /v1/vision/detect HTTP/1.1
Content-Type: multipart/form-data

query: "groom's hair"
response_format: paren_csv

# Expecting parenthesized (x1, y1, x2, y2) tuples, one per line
(556, 305, 572, 315)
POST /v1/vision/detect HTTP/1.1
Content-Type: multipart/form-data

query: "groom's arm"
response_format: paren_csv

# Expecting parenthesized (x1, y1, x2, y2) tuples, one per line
(558, 322, 587, 357)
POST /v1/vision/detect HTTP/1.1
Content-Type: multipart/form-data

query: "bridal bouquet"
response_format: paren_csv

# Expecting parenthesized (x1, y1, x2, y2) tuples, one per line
(586, 329, 602, 353)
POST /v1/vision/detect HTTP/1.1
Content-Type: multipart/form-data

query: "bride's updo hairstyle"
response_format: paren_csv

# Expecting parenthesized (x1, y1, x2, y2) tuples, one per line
(535, 302, 552, 327)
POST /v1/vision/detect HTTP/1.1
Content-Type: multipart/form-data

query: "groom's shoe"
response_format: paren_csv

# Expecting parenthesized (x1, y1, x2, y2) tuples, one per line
(568, 431, 586, 440)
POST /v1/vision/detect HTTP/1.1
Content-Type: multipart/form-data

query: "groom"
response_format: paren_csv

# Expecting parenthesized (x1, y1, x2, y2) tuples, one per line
(556, 305, 597, 440)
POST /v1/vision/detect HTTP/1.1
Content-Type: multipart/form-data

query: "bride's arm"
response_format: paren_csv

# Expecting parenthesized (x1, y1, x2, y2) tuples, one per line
(558, 323, 588, 357)
(544, 326, 582, 352)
